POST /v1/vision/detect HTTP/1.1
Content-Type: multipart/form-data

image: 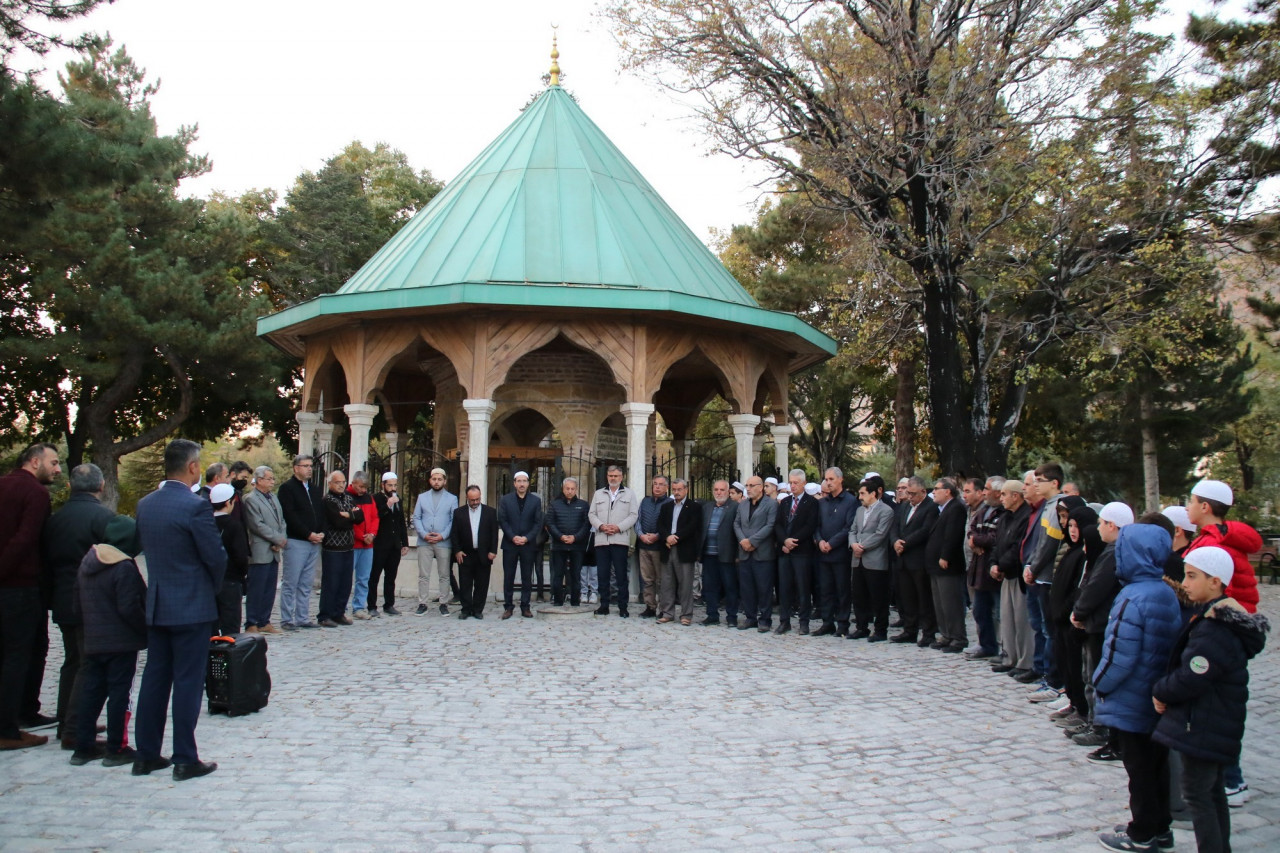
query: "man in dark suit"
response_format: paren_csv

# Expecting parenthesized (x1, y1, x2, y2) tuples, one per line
(925, 478, 969, 652)
(698, 480, 738, 626)
(892, 475, 937, 646)
(497, 472, 544, 619)
(132, 439, 225, 781)
(775, 468, 819, 635)
(813, 467, 858, 637)
(656, 478, 702, 625)
(452, 485, 498, 620)
(734, 476, 779, 632)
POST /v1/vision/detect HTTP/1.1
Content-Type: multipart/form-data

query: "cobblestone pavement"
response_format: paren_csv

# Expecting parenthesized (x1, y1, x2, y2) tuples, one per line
(3, 581, 1278, 853)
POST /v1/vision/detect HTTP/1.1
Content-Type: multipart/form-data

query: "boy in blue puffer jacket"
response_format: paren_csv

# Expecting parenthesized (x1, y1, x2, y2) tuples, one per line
(1152, 546, 1269, 853)
(1093, 519, 1183, 852)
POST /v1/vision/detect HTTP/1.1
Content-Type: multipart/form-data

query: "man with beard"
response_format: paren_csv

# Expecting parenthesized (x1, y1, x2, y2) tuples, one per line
(369, 473, 409, 616)
(413, 468, 457, 616)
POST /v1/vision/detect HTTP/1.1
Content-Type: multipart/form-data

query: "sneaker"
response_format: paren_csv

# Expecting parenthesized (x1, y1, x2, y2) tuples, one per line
(1225, 783, 1250, 808)
(1052, 711, 1085, 729)
(1046, 695, 1072, 712)
(1097, 830, 1157, 852)
(416, 604, 429, 615)
(1049, 705, 1080, 723)
(1113, 826, 1173, 851)
(1087, 745, 1122, 764)
(353, 609, 371, 620)
(280, 623, 299, 632)
(384, 606, 401, 616)
(1073, 727, 1109, 747)
(1028, 685, 1061, 703)
(1064, 722, 1091, 738)
(368, 609, 381, 618)
(438, 604, 449, 616)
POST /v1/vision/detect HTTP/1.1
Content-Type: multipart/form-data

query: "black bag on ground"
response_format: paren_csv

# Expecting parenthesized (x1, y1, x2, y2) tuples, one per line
(206, 633, 271, 716)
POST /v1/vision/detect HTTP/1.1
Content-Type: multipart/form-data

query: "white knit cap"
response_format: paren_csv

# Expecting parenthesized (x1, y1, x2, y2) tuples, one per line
(513, 471, 529, 481)
(731, 481, 745, 492)
(381, 472, 398, 482)
(209, 483, 235, 504)
(1098, 502, 1134, 527)
(1191, 479, 1234, 506)
(804, 482, 821, 496)
(1161, 505, 1196, 533)
(764, 477, 779, 486)
(1184, 546, 1234, 586)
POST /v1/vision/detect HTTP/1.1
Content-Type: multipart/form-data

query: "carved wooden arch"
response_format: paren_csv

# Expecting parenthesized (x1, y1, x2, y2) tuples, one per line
(557, 321, 634, 399)
(668, 334, 764, 414)
(480, 318, 563, 400)
(644, 328, 699, 398)
(754, 359, 790, 423)
(301, 340, 340, 414)
(491, 393, 571, 446)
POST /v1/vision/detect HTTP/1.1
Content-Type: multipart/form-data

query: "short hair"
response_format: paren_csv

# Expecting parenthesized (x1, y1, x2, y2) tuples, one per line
(164, 439, 202, 477)
(966, 477, 985, 492)
(18, 442, 57, 467)
(825, 467, 844, 481)
(350, 470, 368, 485)
(229, 460, 252, 475)
(986, 476, 1006, 491)
(253, 465, 273, 479)
(68, 463, 104, 494)
(789, 468, 806, 480)
(465, 484, 482, 496)
(1034, 463, 1064, 488)
(652, 475, 669, 486)
(606, 465, 624, 475)
(211, 498, 230, 511)
(907, 475, 928, 490)
(713, 479, 729, 489)
(1137, 511, 1176, 537)
(326, 470, 346, 485)
(292, 454, 313, 467)
(204, 462, 227, 484)
(562, 476, 579, 488)
(672, 478, 688, 488)
(1194, 495, 1232, 519)
(934, 477, 958, 498)
(859, 475, 885, 495)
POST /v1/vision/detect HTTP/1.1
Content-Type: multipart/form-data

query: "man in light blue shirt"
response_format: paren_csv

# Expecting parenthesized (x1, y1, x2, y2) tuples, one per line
(412, 468, 457, 616)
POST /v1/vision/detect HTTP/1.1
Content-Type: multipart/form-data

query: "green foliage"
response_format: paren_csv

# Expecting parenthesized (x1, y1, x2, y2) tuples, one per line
(0, 0, 107, 63)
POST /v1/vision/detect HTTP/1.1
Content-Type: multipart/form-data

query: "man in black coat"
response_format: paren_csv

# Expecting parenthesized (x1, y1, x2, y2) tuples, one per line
(775, 469, 819, 635)
(814, 468, 858, 637)
(451, 485, 499, 619)
(925, 478, 969, 652)
(992, 481, 1035, 675)
(656, 478, 703, 625)
(42, 463, 138, 747)
(497, 472, 544, 619)
(276, 454, 327, 629)
(892, 476, 937, 645)
(544, 477, 590, 607)
(369, 472, 409, 616)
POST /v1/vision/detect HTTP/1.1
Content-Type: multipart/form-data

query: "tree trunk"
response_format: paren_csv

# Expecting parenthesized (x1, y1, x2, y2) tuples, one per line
(90, 443, 123, 512)
(893, 357, 917, 480)
(1235, 436, 1256, 492)
(1139, 390, 1160, 513)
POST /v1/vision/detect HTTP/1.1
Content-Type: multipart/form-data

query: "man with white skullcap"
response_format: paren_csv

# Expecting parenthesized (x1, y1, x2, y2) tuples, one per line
(412, 468, 457, 616)
(369, 471, 409, 615)
(498, 471, 544, 619)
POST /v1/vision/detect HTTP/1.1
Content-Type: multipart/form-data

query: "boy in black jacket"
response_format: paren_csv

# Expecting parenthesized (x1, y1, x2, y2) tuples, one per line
(71, 542, 148, 766)
(1152, 546, 1269, 853)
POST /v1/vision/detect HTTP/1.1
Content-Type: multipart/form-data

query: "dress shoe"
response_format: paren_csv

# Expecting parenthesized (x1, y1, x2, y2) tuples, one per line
(773, 624, 791, 635)
(101, 746, 137, 767)
(318, 618, 338, 628)
(521, 607, 533, 618)
(1015, 669, 1044, 684)
(472, 612, 484, 620)
(929, 640, 949, 650)
(501, 608, 513, 620)
(757, 625, 770, 633)
(867, 633, 888, 643)
(617, 609, 629, 618)
(835, 626, 849, 638)
(640, 607, 657, 618)
(917, 636, 935, 648)
(457, 612, 470, 621)
(259, 624, 282, 635)
(848, 628, 872, 640)
(20, 712, 57, 729)
(890, 618, 905, 629)
(941, 643, 964, 653)
(737, 619, 755, 630)
(69, 745, 107, 765)
(812, 624, 836, 637)
(384, 606, 401, 616)
(244, 625, 260, 633)
(337, 615, 353, 625)
(595, 606, 610, 616)
(798, 624, 810, 636)
(172, 760, 217, 781)
(889, 632, 917, 643)
(132, 756, 172, 776)
(657, 615, 674, 624)
(700, 617, 720, 626)
(0, 731, 49, 750)
(680, 617, 692, 626)
(990, 663, 1015, 673)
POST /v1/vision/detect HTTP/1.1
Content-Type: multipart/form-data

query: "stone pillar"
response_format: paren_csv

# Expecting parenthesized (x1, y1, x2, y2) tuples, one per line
(314, 421, 336, 459)
(726, 414, 761, 482)
(671, 439, 689, 482)
(462, 399, 497, 497)
(384, 431, 400, 475)
(752, 434, 767, 469)
(619, 402, 655, 492)
(296, 411, 320, 457)
(771, 424, 793, 479)
(344, 403, 379, 476)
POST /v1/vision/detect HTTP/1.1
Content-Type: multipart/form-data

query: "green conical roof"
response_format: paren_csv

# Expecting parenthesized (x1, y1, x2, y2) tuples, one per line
(338, 86, 756, 304)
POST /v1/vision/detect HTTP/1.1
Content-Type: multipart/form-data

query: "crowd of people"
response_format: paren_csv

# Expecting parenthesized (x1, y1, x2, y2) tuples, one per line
(0, 441, 1271, 852)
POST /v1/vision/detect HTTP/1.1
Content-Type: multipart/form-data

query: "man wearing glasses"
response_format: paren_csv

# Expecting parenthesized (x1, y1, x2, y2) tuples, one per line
(277, 455, 327, 630)
(242, 466, 287, 634)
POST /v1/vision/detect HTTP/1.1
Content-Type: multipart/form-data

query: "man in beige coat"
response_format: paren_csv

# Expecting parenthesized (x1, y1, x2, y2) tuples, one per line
(589, 466, 638, 618)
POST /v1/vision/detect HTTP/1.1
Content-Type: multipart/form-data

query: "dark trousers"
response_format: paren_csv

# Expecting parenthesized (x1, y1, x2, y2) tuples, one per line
(1117, 729, 1171, 843)
(930, 572, 967, 645)
(970, 586, 999, 654)
(850, 565, 891, 634)
(1058, 624, 1089, 715)
(777, 552, 811, 626)
(135, 622, 210, 766)
(1182, 753, 1230, 853)
(215, 577, 243, 636)
(815, 555, 851, 629)
(457, 554, 492, 616)
(245, 561, 279, 628)
(0, 588, 43, 738)
(738, 555, 775, 627)
(56, 622, 85, 740)
(318, 550, 354, 621)
(896, 563, 936, 637)
(367, 544, 402, 610)
(77, 650, 137, 752)
(550, 549, 583, 605)
(700, 553, 738, 621)
(596, 544, 630, 611)
(502, 544, 538, 609)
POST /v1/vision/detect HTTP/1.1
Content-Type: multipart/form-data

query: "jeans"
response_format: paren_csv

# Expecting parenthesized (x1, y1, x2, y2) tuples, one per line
(1026, 582, 1048, 676)
(596, 545, 630, 611)
(1032, 582, 1058, 685)
(135, 623, 211, 766)
(318, 549, 354, 622)
(280, 538, 320, 625)
(350, 548, 373, 613)
(245, 560, 279, 628)
(1181, 753, 1230, 853)
(970, 586, 999, 654)
(77, 650, 137, 752)
(550, 549, 583, 605)
(739, 555, 775, 628)
(580, 563, 598, 600)
(700, 553, 737, 622)
(0, 587, 43, 738)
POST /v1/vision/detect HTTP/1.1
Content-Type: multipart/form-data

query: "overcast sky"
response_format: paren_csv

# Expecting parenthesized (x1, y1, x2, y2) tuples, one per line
(28, 0, 1217, 247)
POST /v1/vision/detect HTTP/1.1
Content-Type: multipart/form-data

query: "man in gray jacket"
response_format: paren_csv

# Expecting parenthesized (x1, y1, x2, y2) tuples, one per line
(589, 466, 638, 617)
(734, 476, 778, 633)
(242, 466, 287, 635)
(849, 475, 896, 641)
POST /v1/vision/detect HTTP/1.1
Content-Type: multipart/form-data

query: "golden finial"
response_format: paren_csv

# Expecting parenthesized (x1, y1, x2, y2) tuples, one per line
(549, 26, 561, 87)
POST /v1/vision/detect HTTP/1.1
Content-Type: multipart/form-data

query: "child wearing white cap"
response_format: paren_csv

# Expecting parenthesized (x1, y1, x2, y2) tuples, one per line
(1151, 546, 1270, 853)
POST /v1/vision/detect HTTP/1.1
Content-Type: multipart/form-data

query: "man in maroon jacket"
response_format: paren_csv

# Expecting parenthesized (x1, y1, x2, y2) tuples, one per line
(0, 442, 62, 750)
